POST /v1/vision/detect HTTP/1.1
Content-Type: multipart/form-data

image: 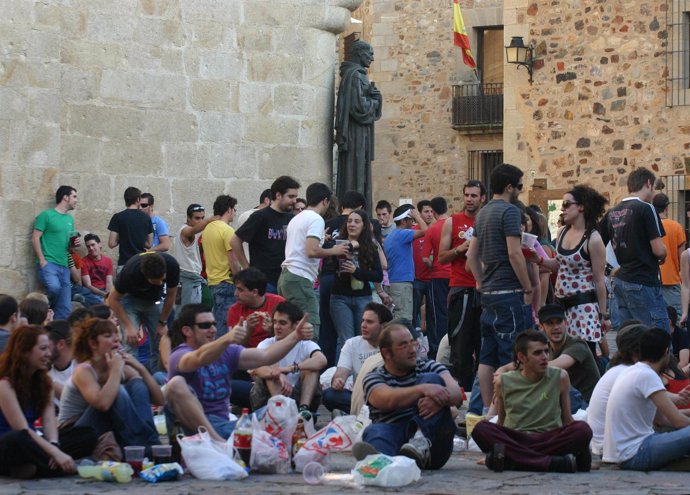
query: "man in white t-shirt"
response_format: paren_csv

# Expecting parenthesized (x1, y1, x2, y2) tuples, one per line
(587, 321, 647, 457)
(250, 301, 327, 421)
(277, 183, 350, 338)
(46, 319, 75, 408)
(603, 328, 690, 470)
(322, 303, 393, 414)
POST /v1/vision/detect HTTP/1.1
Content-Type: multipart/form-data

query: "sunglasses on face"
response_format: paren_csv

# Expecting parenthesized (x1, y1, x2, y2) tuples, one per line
(562, 201, 580, 209)
(140, 203, 150, 208)
(513, 183, 524, 191)
(194, 321, 216, 329)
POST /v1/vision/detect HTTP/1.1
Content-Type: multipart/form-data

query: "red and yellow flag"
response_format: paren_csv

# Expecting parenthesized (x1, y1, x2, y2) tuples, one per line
(453, 0, 477, 68)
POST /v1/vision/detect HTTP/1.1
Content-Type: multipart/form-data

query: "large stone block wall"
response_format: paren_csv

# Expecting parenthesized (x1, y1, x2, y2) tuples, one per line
(505, 0, 690, 203)
(353, 0, 503, 209)
(0, 0, 361, 297)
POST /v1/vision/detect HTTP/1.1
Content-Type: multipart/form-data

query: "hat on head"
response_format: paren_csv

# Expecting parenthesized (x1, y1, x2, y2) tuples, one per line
(393, 204, 414, 222)
(616, 322, 648, 354)
(537, 303, 566, 323)
(652, 193, 669, 211)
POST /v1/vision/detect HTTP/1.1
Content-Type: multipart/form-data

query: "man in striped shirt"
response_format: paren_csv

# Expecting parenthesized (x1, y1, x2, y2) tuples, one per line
(353, 322, 462, 469)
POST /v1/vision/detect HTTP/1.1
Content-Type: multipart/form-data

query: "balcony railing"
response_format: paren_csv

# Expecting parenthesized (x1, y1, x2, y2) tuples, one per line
(452, 82, 503, 133)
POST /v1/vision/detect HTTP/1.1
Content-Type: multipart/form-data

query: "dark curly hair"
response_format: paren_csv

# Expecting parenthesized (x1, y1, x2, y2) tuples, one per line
(0, 325, 52, 413)
(567, 185, 608, 234)
(337, 209, 378, 270)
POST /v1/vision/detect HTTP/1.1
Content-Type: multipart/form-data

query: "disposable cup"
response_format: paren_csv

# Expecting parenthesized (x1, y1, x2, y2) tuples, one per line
(302, 462, 325, 484)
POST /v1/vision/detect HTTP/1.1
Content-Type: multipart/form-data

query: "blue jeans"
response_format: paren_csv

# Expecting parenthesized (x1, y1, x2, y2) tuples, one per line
(330, 294, 371, 360)
(661, 284, 682, 319)
(71, 284, 103, 306)
(178, 271, 205, 307)
(427, 278, 450, 359)
(121, 295, 162, 372)
(362, 373, 455, 470)
(614, 279, 670, 332)
(412, 279, 431, 330)
(322, 387, 352, 413)
(479, 292, 528, 368)
(210, 281, 236, 336)
(621, 427, 690, 470)
(318, 273, 338, 367)
(75, 379, 159, 451)
(37, 262, 71, 320)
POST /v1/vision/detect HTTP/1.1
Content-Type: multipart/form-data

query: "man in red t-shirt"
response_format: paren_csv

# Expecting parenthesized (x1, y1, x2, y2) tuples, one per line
(421, 197, 452, 359)
(80, 233, 114, 300)
(227, 267, 285, 349)
(412, 200, 434, 332)
(438, 181, 486, 391)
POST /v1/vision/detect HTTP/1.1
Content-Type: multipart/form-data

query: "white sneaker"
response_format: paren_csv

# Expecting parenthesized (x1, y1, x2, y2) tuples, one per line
(399, 430, 431, 469)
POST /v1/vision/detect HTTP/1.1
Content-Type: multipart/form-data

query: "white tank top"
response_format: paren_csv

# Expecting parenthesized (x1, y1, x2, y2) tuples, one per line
(174, 223, 202, 274)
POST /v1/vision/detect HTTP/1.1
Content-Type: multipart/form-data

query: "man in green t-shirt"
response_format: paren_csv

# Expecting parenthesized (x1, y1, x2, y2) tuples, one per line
(471, 329, 593, 473)
(32, 185, 79, 320)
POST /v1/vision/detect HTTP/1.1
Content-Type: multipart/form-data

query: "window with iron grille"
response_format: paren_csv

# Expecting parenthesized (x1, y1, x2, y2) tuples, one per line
(468, 150, 503, 195)
(666, 0, 690, 106)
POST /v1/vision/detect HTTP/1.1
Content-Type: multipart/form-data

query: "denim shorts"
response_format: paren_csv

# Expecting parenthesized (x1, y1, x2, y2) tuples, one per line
(478, 292, 527, 368)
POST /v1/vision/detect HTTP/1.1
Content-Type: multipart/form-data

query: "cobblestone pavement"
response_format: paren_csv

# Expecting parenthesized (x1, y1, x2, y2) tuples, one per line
(2, 450, 689, 495)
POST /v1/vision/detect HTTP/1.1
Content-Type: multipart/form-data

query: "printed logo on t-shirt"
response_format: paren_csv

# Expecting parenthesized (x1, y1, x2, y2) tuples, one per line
(268, 226, 288, 241)
(199, 362, 230, 400)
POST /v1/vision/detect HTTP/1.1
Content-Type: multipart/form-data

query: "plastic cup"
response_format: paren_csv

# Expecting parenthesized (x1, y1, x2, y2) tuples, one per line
(154, 414, 167, 435)
(302, 461, 325, 484)
(520, 232, 538, 248)
(124, 445, 145, 474)
(151, 444, 173, 465)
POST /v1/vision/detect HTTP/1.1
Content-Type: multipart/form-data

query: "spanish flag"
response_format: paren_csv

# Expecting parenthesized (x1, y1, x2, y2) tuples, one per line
(453, 0, 477, 68)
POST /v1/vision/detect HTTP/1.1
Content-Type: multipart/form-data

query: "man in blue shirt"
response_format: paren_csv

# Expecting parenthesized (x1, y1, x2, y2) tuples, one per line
(141, 192, 171, 252)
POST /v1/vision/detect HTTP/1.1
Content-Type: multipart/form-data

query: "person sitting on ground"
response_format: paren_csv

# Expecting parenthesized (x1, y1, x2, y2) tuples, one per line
(57, 318, 162, 452)
(164, 303, 315, 440)
(603, 328, 690, 470)
(80, 233, 114, 302)
(19, 298, 51, 327)
(322, 302, 393, 415)
(472, 330, 593, 473)
(46, 320, 76, 407)
(587, 321, 647, 459)
(0, 295, 20, 353)
(250, 302, 327, 421)
(497, 304, 601, 408)
(0, 325, 97, 478)
(353, 322, 462, 470)
(668, 306, 690, 371)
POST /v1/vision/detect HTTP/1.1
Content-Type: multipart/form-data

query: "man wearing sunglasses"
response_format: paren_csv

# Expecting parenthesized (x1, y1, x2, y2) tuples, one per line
(467, 163, 533, 413)
(164, 303, 314, 441)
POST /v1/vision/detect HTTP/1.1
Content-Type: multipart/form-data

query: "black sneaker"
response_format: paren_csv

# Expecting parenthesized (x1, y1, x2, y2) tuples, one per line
(352, 441, 379, 460)
(549, 453, 577, 473)
(576, 450, 592, 472)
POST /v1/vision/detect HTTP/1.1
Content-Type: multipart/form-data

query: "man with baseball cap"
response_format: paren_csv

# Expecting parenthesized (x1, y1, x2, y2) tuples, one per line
(383, 204, 427, 322)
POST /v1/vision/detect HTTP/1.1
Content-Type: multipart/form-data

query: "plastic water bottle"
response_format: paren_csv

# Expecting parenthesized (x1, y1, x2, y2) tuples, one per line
(233, 408, 253, 466)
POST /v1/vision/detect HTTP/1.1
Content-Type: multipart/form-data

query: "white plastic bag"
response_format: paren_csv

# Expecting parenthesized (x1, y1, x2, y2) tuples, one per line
(352, 454, 421, 487)
(293, 415, 365, 472)
(262, 395, 299, 446)
(178, 427, 248, 480)
(250, 429, 290, 474)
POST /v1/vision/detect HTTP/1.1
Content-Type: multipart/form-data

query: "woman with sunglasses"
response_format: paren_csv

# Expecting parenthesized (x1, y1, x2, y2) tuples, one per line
(330, 210, 384, 357)
(0, 326, 97, 478)
(57, 318, 162, 453)
(537, 186, 609, 353)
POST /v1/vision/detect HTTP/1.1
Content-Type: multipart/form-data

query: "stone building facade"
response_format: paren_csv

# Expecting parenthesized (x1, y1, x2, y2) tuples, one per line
(356, 0, 690, 220)
(0, 0, 362, 297)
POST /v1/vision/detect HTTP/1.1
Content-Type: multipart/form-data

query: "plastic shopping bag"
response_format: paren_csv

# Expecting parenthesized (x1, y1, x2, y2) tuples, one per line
(250, 429, 290, 474)
(178, 427, 248, 480)
(293, 415, 365, 472)
(262, 395, 299, 446)
(352, 454, 421, 487)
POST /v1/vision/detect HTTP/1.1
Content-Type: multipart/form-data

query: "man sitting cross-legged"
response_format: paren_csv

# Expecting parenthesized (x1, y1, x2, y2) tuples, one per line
(164, 303, 313, 441)
(249, 302, 327, 421)
(353, 322, 462, 470)
(472, 329, 593, 473)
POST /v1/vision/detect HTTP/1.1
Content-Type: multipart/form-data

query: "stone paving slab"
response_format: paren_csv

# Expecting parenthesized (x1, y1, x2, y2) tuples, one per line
(2, 451, 689, 495)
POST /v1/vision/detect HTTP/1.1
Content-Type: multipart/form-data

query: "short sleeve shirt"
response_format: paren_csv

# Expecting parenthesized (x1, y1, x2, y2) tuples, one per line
(550, 335, 601, 402)
(226, 293, 285, 348)
(107, 209, 154, 266)
(473, 199, 523, 291)
(201, 220, 235, 285)
(336, 336, 379, 381)
(151, 216, 170, 248)
(363, 359, 449, 423)
(256, 337, 321, 387)
(81, 255, 114, 290)
(34, 209, 74, 267)
(168, 343, 243, 418)
(384, 228, 416, 283)
(114, 252, 180, 302)
(282, 210, 325, 282)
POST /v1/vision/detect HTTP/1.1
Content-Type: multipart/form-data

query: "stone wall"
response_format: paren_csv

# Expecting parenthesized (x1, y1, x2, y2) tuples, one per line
(0, 0, 361, 297)
(353, 0, 503, 210)
(505, 0, 690, 204)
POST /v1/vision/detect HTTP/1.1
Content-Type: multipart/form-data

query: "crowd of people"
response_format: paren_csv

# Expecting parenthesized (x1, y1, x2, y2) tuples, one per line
(1, 165, 690, 479)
